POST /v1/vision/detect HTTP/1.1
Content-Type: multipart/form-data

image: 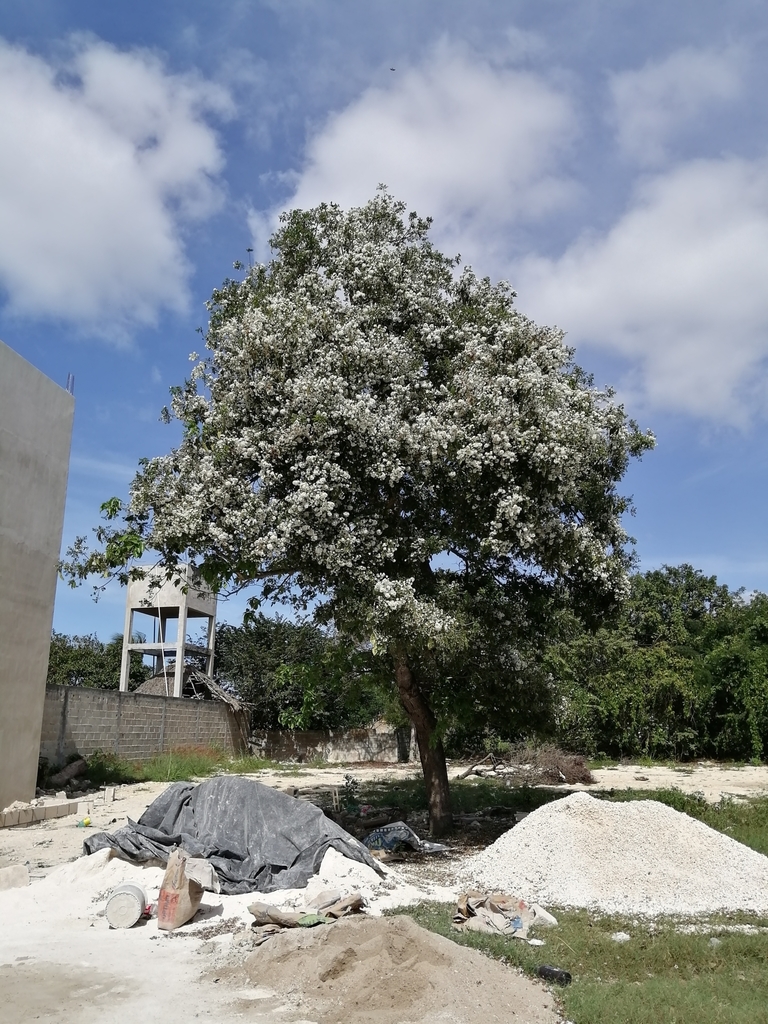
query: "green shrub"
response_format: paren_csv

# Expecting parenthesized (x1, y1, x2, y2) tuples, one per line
(551, 566, 768, 761)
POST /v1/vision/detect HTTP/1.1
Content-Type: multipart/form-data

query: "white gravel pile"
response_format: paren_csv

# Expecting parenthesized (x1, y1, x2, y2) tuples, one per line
(460, 792, 768, 917)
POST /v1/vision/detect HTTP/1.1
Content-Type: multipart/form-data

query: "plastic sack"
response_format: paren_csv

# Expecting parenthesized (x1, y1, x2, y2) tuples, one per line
(157, 849, 204, 931)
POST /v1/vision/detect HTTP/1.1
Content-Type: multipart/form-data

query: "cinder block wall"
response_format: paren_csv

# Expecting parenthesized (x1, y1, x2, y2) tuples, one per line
(40, 686, 246, 766)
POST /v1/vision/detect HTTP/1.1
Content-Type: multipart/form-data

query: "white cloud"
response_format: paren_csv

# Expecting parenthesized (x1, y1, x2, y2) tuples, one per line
(250, 41, 577, 264)
(516, 157, 768, 423)
(610, 47, 743, 166)
(0, 38, 233, 336)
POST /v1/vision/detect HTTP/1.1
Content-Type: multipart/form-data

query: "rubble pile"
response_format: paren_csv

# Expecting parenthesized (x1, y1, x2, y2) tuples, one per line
(460, 792, 768, 916)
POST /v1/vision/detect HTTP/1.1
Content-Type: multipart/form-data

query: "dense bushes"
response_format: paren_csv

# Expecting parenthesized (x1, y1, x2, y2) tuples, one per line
(47, 631, 148, 689)
(215, 614, 397, 730)
(552, 565, 768, 761)
(46, 617, 396, 730)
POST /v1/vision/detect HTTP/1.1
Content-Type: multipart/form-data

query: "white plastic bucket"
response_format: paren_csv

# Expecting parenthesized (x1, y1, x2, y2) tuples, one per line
(105, 883, 148, 929)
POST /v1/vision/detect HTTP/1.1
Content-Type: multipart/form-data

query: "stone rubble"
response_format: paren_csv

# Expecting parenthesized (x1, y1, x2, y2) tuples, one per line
(460, 791, 768, 917)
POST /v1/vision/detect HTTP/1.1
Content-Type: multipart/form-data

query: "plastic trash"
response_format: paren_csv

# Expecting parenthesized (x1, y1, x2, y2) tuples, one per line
(537, 964, 572, 985)
(363, 821, 448, 854)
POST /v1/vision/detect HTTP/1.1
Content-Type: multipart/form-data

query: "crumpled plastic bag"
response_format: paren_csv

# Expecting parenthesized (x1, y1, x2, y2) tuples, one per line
(362, 820, 448, 854)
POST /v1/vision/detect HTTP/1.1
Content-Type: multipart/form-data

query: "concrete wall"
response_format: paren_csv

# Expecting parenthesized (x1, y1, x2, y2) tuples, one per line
(40, 686, 247, 766)
(250, 723, 414, 764)
(39, 685, 406, 766)
(0, 341, 74, 809)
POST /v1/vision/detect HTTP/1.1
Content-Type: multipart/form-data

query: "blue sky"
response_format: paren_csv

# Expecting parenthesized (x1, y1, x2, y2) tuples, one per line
(2, 1, 768, 637)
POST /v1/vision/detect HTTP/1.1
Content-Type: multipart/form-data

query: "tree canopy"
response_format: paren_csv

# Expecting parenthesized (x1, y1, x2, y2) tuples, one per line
(215, 615, 393, 731)
(47, 631, 148, 690)
(62, 191, 654, 833)
(552, 564, 768, 762)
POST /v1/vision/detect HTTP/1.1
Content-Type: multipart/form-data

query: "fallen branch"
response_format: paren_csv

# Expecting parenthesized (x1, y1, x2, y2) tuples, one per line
(456, 754, 494, 780)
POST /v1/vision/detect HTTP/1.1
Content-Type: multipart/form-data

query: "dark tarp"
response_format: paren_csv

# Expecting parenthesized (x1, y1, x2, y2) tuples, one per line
(83, 776, 384, 895)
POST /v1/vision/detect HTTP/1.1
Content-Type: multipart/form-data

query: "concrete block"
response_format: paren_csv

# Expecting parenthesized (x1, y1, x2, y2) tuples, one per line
(0, 864, 29, 890)
(17, 808, 34, 825)
(1, 810, 20, 828)
(32, 806, 47, 822)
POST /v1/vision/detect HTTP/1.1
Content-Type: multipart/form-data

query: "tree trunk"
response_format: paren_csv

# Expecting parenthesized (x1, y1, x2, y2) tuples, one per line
(393, 649, 452, 837)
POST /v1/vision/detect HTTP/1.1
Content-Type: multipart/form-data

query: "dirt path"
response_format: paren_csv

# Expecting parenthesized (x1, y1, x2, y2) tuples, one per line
(255, 760, 768, 802)
(0, 863, 283, 1024)
(0, 766, 548, 1024)
(587, 762, 768, 801)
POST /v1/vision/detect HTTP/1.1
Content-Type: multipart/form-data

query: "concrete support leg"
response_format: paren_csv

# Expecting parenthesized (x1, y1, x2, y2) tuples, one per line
(205, 614, 215, 678)
(173, 604, 188, 697)
(118, 608, 134, 692)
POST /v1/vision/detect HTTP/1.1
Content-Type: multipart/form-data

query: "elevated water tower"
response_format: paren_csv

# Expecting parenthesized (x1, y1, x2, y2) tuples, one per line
(118, 565, 217, 696)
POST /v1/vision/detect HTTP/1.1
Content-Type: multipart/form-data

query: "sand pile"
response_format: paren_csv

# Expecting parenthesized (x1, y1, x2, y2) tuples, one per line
(460, 792, 768, 917)
(0, 844, 455, 939)
(232, 914, 556, 1024)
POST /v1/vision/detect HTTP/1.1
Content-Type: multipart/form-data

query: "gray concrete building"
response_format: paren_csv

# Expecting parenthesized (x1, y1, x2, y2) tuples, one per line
(0, 340, 74, 809)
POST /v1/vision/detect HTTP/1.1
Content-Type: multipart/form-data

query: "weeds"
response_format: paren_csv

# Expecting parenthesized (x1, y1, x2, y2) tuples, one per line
(397, 903, 768, 1024)
(342, 773, 361, 810)
(84, 746, 281, 785)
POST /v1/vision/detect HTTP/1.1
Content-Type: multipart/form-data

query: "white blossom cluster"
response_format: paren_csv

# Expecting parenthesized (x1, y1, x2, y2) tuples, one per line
(127, 192, 653, 649)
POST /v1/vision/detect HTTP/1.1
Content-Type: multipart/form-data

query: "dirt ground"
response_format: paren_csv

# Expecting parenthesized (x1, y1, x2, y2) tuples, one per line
(227, 913, 558, 1024)
(2, 760, 768, 1024)
(583, 762, 768, 802)
(7, 760, 768, 879)
(255, 759, 768, 802)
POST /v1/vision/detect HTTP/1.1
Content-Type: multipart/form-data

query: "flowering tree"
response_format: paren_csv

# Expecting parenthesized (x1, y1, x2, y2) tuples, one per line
(63, 191, 653, 834)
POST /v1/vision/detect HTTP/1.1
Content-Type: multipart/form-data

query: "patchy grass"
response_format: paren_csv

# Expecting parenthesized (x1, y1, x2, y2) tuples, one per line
(84, 746, 284, 785)
(78, 748, 768, 1021)
(355, 776, 568, 816)
(354, 773, 768, 858)
(587, 756, 621, 769)
(587, 756, 768, 772)
(382, 782, 768, 1024)
(396, 902, 768, 1024)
